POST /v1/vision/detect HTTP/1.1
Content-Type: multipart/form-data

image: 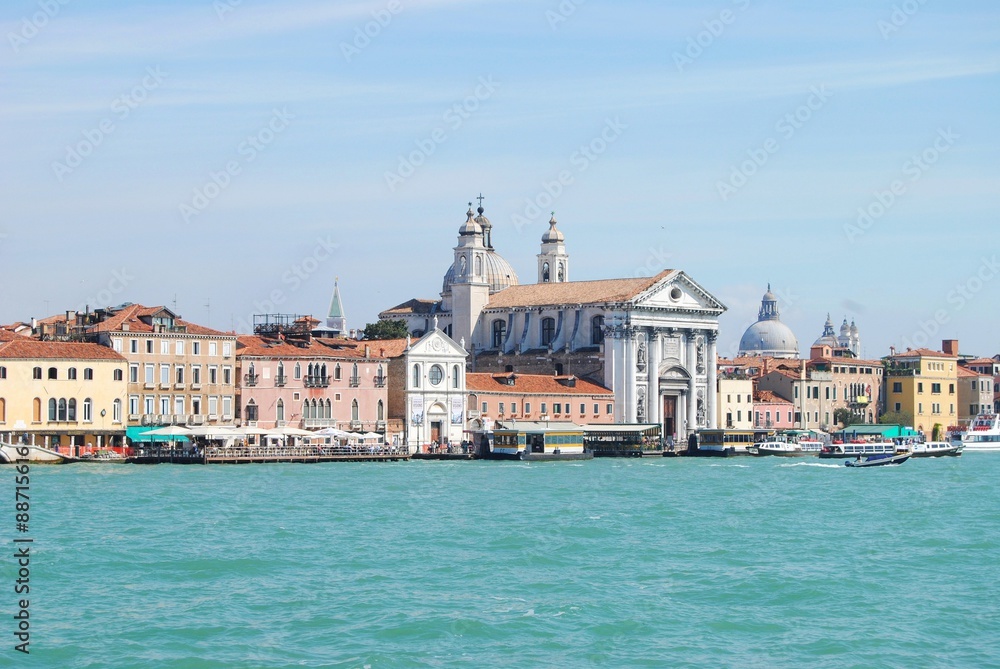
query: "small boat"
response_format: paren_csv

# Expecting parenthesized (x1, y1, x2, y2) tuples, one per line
(0, 442, 77, 464)
(748, 435, 807, 457)
(957, 413, 1000, 452)
(845, 451, 910, 467)
(911, 441, 963, 457)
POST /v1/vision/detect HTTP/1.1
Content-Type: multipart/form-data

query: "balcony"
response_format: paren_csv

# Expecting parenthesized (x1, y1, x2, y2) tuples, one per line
(275, 374, 287, 387)
(304, 375, 330, 388)
(373, 375, 386, 388)
(243, 373, 259, 387)
(349, 376, 361, 388)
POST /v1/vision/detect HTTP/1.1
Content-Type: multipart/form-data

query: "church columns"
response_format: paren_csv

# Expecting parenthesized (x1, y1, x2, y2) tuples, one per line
(625, 329, 637, 423)
(707, 331, 718, 429)
(686, 331, 697, 439)
(647, 329, 661, 426)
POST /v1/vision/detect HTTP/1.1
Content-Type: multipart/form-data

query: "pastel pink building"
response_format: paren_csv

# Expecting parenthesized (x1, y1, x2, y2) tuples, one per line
(753, 389, 795, 430)
(236, 319, 389, 435)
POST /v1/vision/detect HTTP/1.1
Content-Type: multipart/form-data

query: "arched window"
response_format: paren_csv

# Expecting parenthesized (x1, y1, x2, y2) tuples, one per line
(557, 262, 565, 282)
(351, 399, 359, 421)
(276, 399, 285, 422)
(325, 399, 332, 419)
(277, 362, 284, 380)
(48, 367, 58, 380)
(492, 319, 506, 349)
(412, 364, 421, 388)
(459, 255, 467, 276)
(33, 398, 41, 422)
(541, 317, 556, 346)
(294, 363, 301, 380)
(591, 315, 605, 345)
(0, 398, 5, 422)
(334, 363, 342, 380)
(307, 363, 314, 379)
(452, 365, 460, 389)
(32, 367, 42, 380)
(113, 369, 123, 381)
(113, 399, 122, 422)
(58, 398, 67, 421)
(352, 363, 358, 384)
(83, 368, 93, 380)
(245, 399, 258, 422)
(68, 398, 77, 421)
(68, 367, 77, 380)
(303, 400, 311, 420)
(321, 364, 328, 382)
(48, 398, 57, 421)
(248, 363, 255, 377)
(0, 366, 6, 379)
(83, 398, 93, 422)
(377, 400, 384, 421)
(542, 262, 550, 282)
(474, 255, 482, 276)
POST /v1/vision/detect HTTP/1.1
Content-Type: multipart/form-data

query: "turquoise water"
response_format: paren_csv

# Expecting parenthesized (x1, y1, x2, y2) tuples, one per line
(5, 455, 999, 668)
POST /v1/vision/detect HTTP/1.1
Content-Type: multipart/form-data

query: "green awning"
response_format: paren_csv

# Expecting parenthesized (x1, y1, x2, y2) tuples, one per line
(126, 426, 190, 443)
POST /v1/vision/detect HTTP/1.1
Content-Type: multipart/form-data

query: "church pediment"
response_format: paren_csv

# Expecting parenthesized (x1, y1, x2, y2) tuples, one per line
(407, 329, 469, 359)
(633, 271, 726, 313)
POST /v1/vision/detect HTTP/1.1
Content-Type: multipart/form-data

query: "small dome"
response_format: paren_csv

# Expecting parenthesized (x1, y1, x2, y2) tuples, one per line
(542, 214, 565, 243)
(459, 206, 481, 236)
(839, 318, 850, 336)
(850, 320, 859, 336)
(813, 313, 838, 348)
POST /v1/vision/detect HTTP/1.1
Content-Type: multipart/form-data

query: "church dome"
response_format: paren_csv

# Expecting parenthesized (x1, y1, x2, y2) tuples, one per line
(442, 252, 519, 294)
(813, 313, 839, 348)
(738, 284, 799, 358)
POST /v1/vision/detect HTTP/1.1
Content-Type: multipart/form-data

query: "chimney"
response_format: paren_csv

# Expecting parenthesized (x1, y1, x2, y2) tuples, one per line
(942, 339, 959, 356)
(364, 344, 371, 358)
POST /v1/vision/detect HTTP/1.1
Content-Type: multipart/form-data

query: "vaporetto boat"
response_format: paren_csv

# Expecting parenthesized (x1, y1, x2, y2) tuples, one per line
(957, 413, 1000, 452)
(818, 441, 902, 459)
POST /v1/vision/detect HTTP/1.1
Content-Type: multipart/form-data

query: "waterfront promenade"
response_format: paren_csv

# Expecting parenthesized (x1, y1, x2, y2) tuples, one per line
(128, 443, 410, 464)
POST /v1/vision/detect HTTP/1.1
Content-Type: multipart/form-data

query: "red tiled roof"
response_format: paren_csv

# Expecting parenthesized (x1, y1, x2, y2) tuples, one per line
(237, 336, 384, 360)
(83, 304, 231, 336)
(957, 366, 986, 378)
(466, 373, 612, 396)
(754, 389, 792, 404)
(0, 339, 126, 361)
(381, 299, 442, 316)
(485, 271, 674, 309)
(963, 358, 997, 365)
(889, 348, 956, 359)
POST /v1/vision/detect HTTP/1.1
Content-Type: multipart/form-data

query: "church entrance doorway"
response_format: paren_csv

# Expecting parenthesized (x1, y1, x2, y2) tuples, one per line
(430, 421, 442, 444)
(663, 396, 677, 443)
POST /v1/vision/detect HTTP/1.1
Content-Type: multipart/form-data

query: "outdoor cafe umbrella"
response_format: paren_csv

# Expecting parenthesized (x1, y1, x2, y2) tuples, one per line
(140, 425, 193, 450)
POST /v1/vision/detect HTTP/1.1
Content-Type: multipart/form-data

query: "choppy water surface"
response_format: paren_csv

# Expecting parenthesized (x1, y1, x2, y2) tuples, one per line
(6, 455, 1000, 668)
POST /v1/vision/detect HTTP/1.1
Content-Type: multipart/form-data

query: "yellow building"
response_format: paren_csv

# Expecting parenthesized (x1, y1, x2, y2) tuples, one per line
(0, 334, 127, 452)
(883, 343, 958, 439)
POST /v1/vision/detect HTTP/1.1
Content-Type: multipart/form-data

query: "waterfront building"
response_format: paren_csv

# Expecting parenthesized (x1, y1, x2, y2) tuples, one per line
(883, 340, 959, 439)
(960, 357, 1000, 413)
(956, 364, 993, 426)
(380, 202, 726, 441)
(235, 315, 390, 436)
(465, 371, 616, 431)
(715, 364, 753, 429)
(738, 285, 799, 359)
(752, 389, 795, 430)
(0, 332, 127, 452)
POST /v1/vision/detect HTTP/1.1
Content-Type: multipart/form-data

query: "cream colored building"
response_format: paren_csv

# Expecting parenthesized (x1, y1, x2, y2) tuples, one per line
(717, 375, 753, 429)
(0, 334, 127, 452)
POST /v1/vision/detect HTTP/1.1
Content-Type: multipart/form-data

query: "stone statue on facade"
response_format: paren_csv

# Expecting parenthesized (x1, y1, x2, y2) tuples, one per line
(696, 338, 705, 374)
(636, 340, 646, 372)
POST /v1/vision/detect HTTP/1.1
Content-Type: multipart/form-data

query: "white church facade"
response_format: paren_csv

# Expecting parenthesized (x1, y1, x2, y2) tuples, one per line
(379, 201, 727, 441)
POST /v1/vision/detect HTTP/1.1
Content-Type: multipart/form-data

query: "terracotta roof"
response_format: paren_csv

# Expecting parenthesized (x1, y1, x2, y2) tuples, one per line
(83, 304, 231, 337)
(957, 366, 987, 378)
(466, 373, 613, 396)
(237, 336, 385, 360)
(381, 299, 442, 316)
(963, 358, 998, 365)
(0, 339, 126, 361)
(889, 348, 956, 360)
(484, 271, 674, 309)
(754, 389, 792, 404)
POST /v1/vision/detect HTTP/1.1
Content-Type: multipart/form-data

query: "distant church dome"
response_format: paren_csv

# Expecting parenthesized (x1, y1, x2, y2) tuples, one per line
(542, 214, 565, 243)
(813, 313, 839, 348)
(738, 285, 799, 358)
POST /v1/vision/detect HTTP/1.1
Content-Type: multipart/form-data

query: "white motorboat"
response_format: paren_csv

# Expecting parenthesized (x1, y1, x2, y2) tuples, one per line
(911, 441, 963, 457)
(957, 413, 1000, 452)
(0, 442, 74, 464)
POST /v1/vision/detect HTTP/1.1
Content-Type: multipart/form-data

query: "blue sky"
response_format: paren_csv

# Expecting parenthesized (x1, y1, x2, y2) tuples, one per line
(2, 0, 998, 359)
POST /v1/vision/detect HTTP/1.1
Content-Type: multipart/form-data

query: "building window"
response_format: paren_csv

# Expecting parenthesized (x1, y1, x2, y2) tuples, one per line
(482, 401, 488, 413)
(83, 398, 92, 422)
(377, 400, 384, 421)
(931, 383, 941, 394)
(32, 398, 40, 422)
(892, 382, 902, 393)
(511, 403, 517, 414)
(160, 365, 170, 386)
(33, 367, 41, 380)
(68, 368, 77, 380)
(175, 341, 184, 355)
(60, 398, 69, 422)
(499, 402, 505, 415)
(541, 403, 547, 414)
(492, 319, 506, 349)
(176, 366, 184, 384)
(160, 341, 170, 355)
(113, 399, 122, 423)
(192, 341, 200, 355)
(580, 403, 586, 414)
(223, 367, 232, 385)
(192, 366, 201, 384)
(82, 368, 92, 381)
(222, 343, 232, 357)
(294, 363, 301, 379)
(48, 398, 57, 421)
(130, 339, 138, 353)
(429, 365, 443, 386)
(594, 403, 599, 414)
(160, 397, 170, 414)
(607, 403, 613, 414)
(112, 369, 122, 381)
(146, 339, 154, 353)
(129, 396, 139, 415)
(542, 261, 550, 282)
(275, 399, 283, 422)
(176, 397, 186, 415)
(524, 402, 531, 415)
(48, 367, 58, 380)
(412, 364, 421, 388)
(949, 383, 955, 394)
(918, 382, 924, 393)
(452, 365, 460, 389)
(209, 342, 218, 357)
(554, 403, 561, 414)
(335, 364, 342, 381)
(541, 317, 556, 346)
(592, 316, 604, 345)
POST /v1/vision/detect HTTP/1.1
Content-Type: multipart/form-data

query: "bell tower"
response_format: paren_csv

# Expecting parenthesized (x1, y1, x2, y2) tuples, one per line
(537, 213, 569, 284)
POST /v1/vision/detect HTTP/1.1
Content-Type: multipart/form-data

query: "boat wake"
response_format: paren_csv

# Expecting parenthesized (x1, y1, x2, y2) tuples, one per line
(778, 462, 841, 469)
